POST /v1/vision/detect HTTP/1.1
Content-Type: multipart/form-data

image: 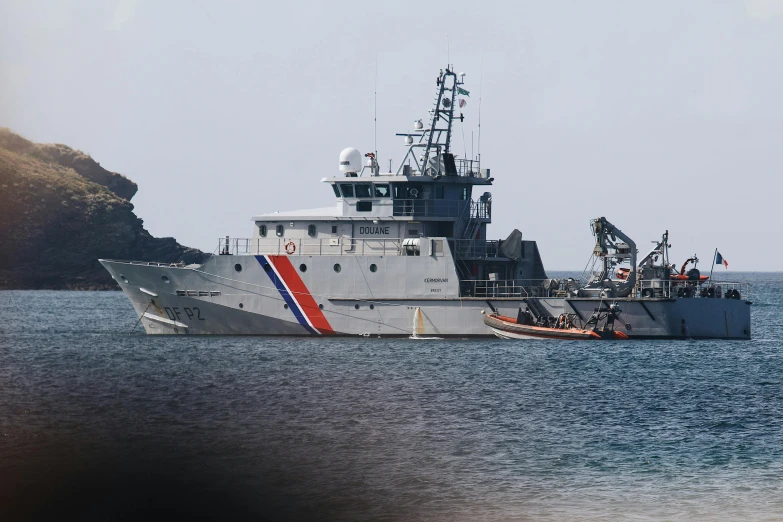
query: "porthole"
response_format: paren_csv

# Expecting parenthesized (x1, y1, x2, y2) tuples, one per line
(369, 304, 375, 310)
(120, 274, 128, 283)
(234, 263, 242, 272)
(334, 263, 341, 273)
(262, 263, 272, 273)
(354, 304, 360, 310)
(369, 264, 377, 273)
(284, 304, 289, 309)
(299, 263, 307, 273)
(319, 304, 324, 310)
(239, 303, 244, 309)
(161, 275, 170, 283)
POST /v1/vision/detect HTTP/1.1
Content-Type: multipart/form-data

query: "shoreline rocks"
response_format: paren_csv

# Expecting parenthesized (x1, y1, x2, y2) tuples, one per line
(0, 128, 208, 290)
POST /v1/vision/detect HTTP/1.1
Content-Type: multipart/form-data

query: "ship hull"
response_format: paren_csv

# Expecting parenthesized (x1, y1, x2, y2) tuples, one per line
(101, 257, 751, 339)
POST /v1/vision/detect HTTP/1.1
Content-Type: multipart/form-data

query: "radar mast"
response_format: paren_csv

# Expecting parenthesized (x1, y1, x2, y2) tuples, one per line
(395, 65, 470, 177)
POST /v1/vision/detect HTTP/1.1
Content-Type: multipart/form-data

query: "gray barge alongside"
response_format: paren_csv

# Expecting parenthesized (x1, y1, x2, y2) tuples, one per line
(101, 65, 750, 338)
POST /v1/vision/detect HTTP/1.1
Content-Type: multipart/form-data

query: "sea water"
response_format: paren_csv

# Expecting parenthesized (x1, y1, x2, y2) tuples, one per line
(1, 273, 782, 520)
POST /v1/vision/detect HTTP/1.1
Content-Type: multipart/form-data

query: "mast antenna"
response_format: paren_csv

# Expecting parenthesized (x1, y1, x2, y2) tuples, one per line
(477, 50, 484, 165)
(374, 46, 378, 157)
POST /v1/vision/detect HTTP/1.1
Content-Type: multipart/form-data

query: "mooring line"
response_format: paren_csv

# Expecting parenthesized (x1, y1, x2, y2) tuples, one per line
(130, 299, 154, 333)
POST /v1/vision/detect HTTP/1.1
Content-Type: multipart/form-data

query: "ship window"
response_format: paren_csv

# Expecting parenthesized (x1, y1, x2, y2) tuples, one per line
(234, 263, 242, 272)
(259, 224, 267, 237)
(369, 263, 377, 273)
(401, 184, 422, 199)
(276, 225, 284, 237)
(354, 304, 360, 310)
(369, 304, 375, 310)
(461, 187, 469, 200)
(332, 184, 341, 198)
(374, 184, 390, 197)
(161, 275, 170, 283)
(239, 303, 244, 309)
(357, 201, 372, 212)
(435, 185, 444, 199)
(299, 263, 307, 272)
(408, 229, 419, 236)
(308, 224, 316, 237)
(334, 263, 341, 273)
(355, 183, 372, 198)
(331, 225, 338, 234)
(339, 184, 354, 198)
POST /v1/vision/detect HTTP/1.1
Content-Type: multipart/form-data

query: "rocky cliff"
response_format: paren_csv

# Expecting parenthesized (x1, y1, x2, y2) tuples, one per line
(0, 129, 208, 289)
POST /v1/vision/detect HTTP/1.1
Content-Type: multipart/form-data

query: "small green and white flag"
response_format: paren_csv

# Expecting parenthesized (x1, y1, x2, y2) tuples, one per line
(457, 87, 470, 97)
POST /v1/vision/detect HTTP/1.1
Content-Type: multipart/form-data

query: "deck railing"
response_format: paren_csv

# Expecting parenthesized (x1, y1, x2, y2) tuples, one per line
(454, 158, 486, 178)
(391, 198, 490, 219)
(459, 279, 568, 298)
(636, 279, 750, 300)
(450, 239, 501, 259)
(218, 237, 407, 256)
(459, 278, 750, 300)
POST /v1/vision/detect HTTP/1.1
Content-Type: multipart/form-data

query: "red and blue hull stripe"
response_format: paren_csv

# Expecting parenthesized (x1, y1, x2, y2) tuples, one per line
(255, 255, 334, 335)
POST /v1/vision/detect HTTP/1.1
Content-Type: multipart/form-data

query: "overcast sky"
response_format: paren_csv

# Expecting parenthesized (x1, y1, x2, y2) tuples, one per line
(2, 0, 782, 270)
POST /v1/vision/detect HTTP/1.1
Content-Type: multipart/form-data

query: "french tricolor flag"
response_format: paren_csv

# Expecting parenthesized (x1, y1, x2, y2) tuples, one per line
(715, 251, 728, 269)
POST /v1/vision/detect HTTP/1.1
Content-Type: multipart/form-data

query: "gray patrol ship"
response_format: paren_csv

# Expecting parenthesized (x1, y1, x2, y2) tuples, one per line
(101, 65, 751, 338)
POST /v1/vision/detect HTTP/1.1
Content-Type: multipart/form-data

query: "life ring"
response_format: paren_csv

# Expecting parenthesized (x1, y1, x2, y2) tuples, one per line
(285, 241, 296, 255)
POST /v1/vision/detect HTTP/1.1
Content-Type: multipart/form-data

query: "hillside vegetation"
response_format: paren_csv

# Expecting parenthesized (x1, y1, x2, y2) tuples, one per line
(0, 129, 207, 289)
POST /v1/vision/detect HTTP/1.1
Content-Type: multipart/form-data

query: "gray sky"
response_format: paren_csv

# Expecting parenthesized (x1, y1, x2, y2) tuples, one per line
(2, 0, 782, 270)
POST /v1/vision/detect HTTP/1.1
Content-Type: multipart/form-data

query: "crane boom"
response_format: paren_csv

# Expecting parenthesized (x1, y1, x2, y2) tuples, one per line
(588, 217, 637, 297)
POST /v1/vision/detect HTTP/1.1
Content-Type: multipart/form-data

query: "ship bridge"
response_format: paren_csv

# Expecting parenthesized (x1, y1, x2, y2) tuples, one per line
(235, 65, 546, 294)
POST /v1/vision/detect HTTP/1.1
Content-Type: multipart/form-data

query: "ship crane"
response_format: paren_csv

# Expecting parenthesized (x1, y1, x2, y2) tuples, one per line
(582, 217, 637, 298)
(679, 256, 699, 276)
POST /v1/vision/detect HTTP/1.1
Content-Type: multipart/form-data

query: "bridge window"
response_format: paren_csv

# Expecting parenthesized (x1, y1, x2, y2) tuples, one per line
(331, 225, 338, 234)
(308, 224, 317, 237)
(461, 187, 470, 200)
(355, 183, 372, 198)
(332, 184, 341, 197)
(259, 224, 267, 237)
(397, 184, 423, 199)
(276, 225, 284, 237)
(339, 183, 354, 197)
(374, 184, 390, 197)
(357, 201, 372, 212)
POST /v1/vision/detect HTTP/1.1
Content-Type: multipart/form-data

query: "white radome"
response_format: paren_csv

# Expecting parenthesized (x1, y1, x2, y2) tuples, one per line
(339, 147, 362, 174)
